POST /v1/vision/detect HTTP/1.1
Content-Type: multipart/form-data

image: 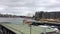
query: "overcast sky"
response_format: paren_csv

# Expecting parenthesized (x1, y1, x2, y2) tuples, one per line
(0, 0, 60, 16)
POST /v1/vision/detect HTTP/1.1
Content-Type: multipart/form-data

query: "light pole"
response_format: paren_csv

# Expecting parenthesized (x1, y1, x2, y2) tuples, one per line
(29, 25, 32, 34)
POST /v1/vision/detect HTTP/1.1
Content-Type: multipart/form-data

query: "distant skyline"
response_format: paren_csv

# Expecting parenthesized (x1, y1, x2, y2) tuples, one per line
(0, 0, 60, 16)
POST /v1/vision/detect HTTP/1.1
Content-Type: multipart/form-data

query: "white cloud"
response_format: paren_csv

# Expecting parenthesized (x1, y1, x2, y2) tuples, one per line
(0, 0, 60, 16)
(0, 7, 4, 10)
(0, 7, 35, 16)
(0, 5, 8, 11)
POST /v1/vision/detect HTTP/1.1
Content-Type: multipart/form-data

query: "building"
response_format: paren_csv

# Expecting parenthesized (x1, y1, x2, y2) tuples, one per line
(35, 11, 60, 20)
(35, 11, 44, 20)
(49, 12, 60, 19)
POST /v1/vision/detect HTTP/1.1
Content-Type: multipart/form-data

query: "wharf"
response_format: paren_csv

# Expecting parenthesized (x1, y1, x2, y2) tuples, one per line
(0, 23, 55, 34)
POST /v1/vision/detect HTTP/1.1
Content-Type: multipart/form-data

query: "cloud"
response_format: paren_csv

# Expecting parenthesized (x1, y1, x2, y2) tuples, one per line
(1, 7, 35, 16)
(0, 0, 60, 16)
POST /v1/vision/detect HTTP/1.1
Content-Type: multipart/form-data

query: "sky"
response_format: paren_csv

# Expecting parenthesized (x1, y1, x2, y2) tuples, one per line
(0, 0, 60, 16)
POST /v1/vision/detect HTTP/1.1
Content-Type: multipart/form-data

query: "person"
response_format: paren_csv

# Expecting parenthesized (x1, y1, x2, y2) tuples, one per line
(41, 28, 60, 34)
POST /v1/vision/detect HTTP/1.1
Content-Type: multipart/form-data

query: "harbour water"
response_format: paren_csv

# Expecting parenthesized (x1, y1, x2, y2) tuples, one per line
(0, 17, 26, 24)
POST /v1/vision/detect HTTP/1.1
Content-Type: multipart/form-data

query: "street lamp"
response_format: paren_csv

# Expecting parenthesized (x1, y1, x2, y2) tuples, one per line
(28, 25, 32, 34)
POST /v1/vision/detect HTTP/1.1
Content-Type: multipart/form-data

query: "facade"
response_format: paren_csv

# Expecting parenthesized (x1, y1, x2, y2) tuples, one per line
(49, 12, 60, 19)
(43, 12, 50, 19)
(35, 11, 44, 20)
(35, 11, 60, 19)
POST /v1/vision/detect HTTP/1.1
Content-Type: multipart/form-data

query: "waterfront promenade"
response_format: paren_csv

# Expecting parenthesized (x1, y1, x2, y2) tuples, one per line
(0, 23, 56, 34)
(0, 17, 58, 34)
